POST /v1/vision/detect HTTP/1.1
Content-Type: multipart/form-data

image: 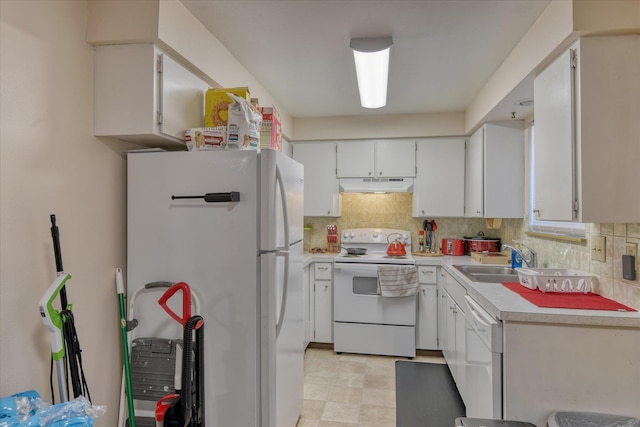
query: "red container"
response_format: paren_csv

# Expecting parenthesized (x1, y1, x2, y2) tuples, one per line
(463, 233, 501, 255)
(441, 238, 465, 256)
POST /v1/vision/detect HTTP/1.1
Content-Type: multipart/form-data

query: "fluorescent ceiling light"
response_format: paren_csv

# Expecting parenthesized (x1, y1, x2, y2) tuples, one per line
(350, 37, 393, 109)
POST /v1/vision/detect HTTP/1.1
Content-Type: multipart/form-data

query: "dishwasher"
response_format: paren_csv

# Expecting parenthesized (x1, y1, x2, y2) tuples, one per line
(464, 295, 503, 419)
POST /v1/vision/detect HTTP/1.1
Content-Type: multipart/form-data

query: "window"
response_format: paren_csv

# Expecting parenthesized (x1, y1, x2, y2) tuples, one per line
(528, 121, 585, 237)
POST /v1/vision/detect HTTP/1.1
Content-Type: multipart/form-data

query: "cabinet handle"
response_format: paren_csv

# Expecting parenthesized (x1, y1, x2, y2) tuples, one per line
(318, 267, 328, 271)
(327, 210, 331, 215)
(421, 210, 425, 215)
(157, 53, 163, 126)
(379, 171, 382, 176)
(368, 171, 372, 176)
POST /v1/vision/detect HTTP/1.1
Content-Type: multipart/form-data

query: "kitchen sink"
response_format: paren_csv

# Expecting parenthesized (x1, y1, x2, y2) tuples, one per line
(454, 265, 519, 283)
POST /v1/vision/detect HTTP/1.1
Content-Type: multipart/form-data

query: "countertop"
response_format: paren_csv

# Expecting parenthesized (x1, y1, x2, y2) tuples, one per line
(303, 251, 337, 267)
(303, 252, 640, 328)
(431, 256, 640, 328)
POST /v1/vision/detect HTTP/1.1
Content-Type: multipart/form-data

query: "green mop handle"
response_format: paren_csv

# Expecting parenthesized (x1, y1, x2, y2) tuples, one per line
(116, 268, 136, 427)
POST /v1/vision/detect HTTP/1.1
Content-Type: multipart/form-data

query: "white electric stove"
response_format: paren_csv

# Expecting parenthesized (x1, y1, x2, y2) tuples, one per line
(333, 228, 417, 357)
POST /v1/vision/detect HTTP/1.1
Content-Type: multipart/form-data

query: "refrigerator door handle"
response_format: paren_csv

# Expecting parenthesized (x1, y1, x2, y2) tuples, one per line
(275, 165, 290, 251)
(275, 250, 289, 338)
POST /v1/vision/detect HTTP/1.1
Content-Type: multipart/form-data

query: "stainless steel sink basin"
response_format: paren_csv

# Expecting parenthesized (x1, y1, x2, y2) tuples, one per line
(454, 265, 519, 283)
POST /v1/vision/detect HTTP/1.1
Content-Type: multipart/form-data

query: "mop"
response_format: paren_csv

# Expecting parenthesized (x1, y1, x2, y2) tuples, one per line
(38, 215, 91, 404)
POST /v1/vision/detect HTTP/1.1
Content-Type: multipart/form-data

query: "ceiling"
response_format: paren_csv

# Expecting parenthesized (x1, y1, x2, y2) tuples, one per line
(181, 0, 550, 120)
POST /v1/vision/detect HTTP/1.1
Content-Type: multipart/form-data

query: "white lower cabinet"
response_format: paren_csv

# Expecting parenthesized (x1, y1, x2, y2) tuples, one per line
(303, 264, 311, 348)
(417, 266, 438, 350)
(312, 262, 333, 343)
(503, 322, 640, 427)
(439, 269, 467, 402)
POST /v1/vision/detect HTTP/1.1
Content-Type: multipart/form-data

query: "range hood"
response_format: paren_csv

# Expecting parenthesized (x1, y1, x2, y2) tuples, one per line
(339, 177, 414, 193)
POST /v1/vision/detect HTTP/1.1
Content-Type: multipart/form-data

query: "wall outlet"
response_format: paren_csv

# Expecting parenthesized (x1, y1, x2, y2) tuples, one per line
(591, 235, 606, 262)
(626, 243, 638, 268)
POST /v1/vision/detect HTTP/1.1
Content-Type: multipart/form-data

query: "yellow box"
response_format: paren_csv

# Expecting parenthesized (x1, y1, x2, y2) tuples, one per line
(205, 87, 251, 127)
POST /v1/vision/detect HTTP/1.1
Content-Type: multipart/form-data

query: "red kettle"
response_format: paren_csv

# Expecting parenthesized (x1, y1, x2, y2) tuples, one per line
(386, 234, 407, 256)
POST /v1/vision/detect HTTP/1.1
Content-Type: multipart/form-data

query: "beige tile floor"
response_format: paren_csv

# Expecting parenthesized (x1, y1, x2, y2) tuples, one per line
(297, 346, 446, 427)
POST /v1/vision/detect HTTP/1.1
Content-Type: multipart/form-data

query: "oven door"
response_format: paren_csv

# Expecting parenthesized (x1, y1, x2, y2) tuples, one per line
(334, 263, 416, 326)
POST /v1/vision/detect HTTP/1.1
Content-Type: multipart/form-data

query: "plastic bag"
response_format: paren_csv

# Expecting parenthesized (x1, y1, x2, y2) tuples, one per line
(0, 390, 48, 426)
(226, 93, 261, 150)
(0, 392, 105, 427)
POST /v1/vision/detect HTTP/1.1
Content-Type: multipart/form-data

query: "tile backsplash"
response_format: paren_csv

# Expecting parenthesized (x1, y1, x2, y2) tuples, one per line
(304, 193, 640, 309)
(304, 193, 498, 253)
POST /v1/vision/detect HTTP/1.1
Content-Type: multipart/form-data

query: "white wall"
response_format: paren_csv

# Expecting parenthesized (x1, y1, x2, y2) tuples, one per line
(292, 112, 466, 141)
(0, 1, 127, 424)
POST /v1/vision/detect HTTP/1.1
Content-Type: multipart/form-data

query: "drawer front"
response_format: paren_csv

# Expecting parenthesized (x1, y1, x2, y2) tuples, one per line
(314, 262, 332, 280)
(418, 266, 438, 284)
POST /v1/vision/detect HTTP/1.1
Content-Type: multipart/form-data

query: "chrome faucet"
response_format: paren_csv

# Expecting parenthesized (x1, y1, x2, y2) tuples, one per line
(502, 243, 538, 268)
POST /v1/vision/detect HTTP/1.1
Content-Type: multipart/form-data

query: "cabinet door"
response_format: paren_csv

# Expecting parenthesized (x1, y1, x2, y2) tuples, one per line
(293, 143, 340, 216)
(465, 128, 484, 217)
(313, 280, 333, 343)
(483, 122, 524, 218)
(533, 48, 576, 221)
(303, 265, 311, 348)
(444, 292, 456, 366)
(94, 44, 207, 149)
(376, 140, 416, 177)
(336, 141, 375, 177)
(437, 283, 448, 352)
(413, 138, 465, 217)
(454, 303, 466, 402)
(417, 284, 438, 350)
(160, 52, 209, 141)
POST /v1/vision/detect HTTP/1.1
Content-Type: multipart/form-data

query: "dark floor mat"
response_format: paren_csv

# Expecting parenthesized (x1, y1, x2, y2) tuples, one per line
(396, 361, 466, 427)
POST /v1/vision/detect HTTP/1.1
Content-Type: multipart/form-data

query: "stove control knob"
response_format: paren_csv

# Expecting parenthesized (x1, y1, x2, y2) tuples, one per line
(349, 232, 355, 238)
(372, 233, 379, 239)
(342, 232, 350, 239)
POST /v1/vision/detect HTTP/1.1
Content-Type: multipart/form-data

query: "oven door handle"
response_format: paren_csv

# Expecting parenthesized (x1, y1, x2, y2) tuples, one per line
(334, 263, 381, 275)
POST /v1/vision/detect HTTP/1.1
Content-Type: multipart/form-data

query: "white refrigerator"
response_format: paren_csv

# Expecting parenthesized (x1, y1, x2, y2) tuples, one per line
(126, 149, 304, 427)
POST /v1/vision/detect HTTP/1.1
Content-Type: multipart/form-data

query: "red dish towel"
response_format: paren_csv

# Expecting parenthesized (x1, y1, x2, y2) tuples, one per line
(502, 282, 637, 312)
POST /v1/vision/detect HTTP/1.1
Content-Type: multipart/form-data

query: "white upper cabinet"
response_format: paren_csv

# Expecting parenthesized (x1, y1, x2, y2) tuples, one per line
(533, 35, 640, 223)
(336, 140, 416, 178)
(465, 122, 524, 218)
(413, 138, 465, 217)
(293, 142, 341, 217)
(94, 44, 209, 150)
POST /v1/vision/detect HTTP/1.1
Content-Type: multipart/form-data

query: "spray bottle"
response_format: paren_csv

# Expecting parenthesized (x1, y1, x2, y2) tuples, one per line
(511, 241, 523, 269)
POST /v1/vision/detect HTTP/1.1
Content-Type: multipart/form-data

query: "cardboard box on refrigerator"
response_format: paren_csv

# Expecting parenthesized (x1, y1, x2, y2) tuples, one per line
(259, 106, 283, 151)
(205, 87, 251, 127)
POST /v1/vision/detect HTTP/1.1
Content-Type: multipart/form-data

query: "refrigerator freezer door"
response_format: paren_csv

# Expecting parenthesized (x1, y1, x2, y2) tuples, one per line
(260, 242, 304, 427)
(260, 149, 304, 251)
(127, 151, 262, 427)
